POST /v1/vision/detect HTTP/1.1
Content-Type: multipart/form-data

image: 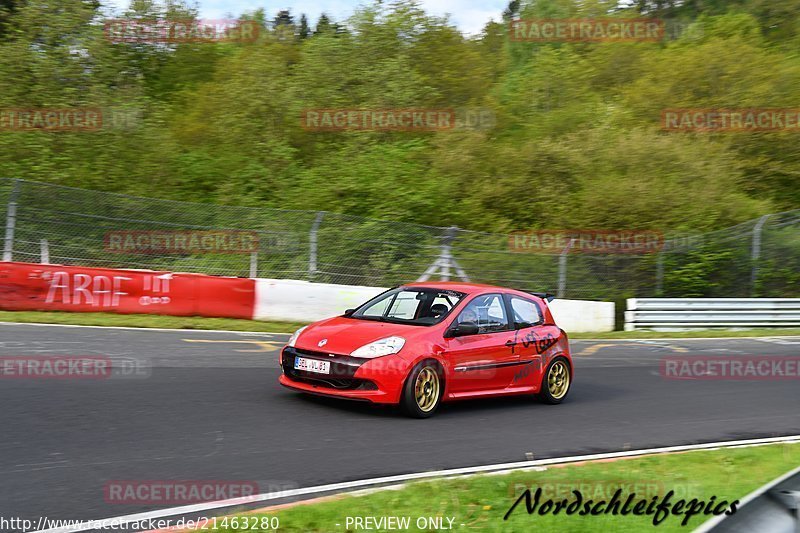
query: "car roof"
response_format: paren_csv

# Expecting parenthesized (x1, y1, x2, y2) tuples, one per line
(401, 281, 544, 300)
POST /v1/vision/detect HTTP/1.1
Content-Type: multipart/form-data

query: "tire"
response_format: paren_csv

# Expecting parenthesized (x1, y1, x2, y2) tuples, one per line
(536, 356, 571, 404)
(400, 360, 443, 418)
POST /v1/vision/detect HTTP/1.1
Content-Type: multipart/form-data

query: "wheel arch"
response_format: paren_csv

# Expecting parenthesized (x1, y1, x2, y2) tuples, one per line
(403, 356, 448, 395)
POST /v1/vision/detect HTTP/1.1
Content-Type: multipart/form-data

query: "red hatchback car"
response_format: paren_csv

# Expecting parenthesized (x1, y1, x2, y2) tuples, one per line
(279, 282, 573, 418)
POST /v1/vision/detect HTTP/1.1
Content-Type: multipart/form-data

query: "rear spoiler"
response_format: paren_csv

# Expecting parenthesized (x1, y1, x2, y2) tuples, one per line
(522, 291, 556, 303)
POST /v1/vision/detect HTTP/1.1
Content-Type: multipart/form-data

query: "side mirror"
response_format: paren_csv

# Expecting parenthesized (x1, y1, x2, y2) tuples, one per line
(344, 308, 356, 317)
(447, 322, 479, 338)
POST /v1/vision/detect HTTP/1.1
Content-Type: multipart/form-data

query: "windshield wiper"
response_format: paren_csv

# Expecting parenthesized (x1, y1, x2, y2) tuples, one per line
(353, 315, 388, 322)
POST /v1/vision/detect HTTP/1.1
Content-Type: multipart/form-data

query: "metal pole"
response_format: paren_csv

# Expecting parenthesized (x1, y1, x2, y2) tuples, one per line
(557, 238, 576, 298)
(308, 211, 325, 279)
(40, 239, 49, 264)
(2, 179, 21, 262)
(249, 250, 258, 278)
(750, 214, 771, 297)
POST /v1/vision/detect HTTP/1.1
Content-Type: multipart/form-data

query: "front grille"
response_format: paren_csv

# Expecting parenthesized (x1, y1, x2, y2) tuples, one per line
(281, 346, 367, 382)
(294, 347, 342, 358)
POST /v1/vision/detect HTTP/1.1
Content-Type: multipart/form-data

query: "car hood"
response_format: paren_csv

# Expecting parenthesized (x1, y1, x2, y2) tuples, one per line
(294, 316, 431, 356)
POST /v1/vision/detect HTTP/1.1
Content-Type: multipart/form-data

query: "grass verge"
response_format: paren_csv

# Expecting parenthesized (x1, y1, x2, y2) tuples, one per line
(211, 442, 799, 532)
(0, 310, 304, 333)
(1, 310, 799, 339)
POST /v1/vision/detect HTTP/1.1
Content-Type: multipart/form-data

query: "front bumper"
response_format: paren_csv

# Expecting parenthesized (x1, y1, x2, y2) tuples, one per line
(279, 347, 408, 404)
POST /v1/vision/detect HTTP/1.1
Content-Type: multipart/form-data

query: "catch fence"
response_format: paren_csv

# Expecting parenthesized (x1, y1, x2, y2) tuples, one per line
(1, 178, 798, 301)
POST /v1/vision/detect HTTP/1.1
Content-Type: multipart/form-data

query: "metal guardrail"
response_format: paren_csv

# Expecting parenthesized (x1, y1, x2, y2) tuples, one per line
(625, 298, 800, 330)
(696, 465, 800, 533)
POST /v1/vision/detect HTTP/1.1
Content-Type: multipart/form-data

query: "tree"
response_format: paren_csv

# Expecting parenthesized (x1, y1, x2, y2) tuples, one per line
(298, 13, 310, 39)
(502, 0, 520, 22)
(0, 0, 792, 236)
(273, 9, 294, 27)
(0, 0, 18, 39)
(314, 13, 334, 35)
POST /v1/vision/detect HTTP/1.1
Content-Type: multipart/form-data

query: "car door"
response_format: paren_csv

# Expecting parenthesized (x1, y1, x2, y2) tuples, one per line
(504, 294, 561, 389)
(442, 293, 520, 394)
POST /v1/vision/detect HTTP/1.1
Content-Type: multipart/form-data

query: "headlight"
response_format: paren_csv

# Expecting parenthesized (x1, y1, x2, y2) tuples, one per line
(287, 326, 307, 347)
(350, 336, 405, 358)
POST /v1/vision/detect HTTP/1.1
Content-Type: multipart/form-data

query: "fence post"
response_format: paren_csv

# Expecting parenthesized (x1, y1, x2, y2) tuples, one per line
(750, 214, 771, 297)
(249, 250, 258, 278)
(557, 238, 576, 298)
(2, 179, 21, 262)
(40, 239, 49, 264)
(308, 211, 326, 279)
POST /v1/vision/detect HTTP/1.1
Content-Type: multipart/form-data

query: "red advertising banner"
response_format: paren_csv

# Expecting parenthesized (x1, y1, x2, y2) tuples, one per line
(0, 262, 255, 319)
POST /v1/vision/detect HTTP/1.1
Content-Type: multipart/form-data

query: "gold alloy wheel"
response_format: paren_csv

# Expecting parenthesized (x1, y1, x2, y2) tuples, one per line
(547, 360, 570, 400)
(414, 367, 440, 412)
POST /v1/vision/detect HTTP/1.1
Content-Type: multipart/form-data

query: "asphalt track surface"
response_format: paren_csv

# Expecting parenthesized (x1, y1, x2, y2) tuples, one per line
(1, 323, 799, 530)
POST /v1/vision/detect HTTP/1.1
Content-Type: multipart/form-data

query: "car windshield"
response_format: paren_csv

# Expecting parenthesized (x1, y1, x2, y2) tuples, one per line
(350, 287, 466, 326)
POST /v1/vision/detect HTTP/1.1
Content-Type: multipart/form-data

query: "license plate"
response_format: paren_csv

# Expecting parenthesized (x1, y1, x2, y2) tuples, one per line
(294, 357, 331, 374)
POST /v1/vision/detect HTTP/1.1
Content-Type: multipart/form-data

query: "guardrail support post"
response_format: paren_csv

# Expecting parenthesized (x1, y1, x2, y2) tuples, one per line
(308, 211, 326, 279)
(750, 214, 771, 297)
(2, 179, 20, 262)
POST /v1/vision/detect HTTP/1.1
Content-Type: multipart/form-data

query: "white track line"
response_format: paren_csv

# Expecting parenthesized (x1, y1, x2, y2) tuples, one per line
(0, 321, 292, 336)
(33, 435, 800, 533)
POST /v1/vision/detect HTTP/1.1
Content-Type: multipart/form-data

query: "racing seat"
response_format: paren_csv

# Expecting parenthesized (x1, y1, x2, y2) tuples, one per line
(429, 303, 449, 318)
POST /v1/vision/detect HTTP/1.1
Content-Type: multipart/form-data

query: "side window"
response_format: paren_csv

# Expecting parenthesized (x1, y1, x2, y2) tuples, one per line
(455, 294, 509, 334)
(509, 297, 543, 328)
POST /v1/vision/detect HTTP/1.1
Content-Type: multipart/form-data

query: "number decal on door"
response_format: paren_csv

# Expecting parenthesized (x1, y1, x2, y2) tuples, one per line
(520, 331, 557, 353)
